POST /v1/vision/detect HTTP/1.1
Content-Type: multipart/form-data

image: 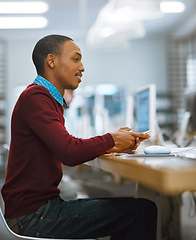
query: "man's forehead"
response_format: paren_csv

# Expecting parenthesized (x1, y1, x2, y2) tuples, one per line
(62, 40, 81, 55)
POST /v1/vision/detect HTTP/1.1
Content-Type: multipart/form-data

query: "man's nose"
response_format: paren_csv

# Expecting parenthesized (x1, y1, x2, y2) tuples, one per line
(79, 62, 85, 72)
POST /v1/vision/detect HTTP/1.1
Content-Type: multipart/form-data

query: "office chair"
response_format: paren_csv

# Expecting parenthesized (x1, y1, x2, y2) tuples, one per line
(0, 192, 95, 240)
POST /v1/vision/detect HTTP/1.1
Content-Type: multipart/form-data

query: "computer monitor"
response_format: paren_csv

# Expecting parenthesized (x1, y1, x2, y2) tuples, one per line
(135, 84, 156, 142)
(176, 89, 196, 147)
(185, 89, 196, 133)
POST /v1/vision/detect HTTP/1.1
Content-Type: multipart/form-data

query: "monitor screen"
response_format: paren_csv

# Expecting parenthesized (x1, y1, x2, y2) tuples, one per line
(136, 84, 156, 141)
(185, 89, 196, 132)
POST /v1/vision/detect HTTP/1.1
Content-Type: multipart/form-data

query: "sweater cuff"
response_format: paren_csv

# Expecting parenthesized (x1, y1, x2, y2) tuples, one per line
(103, 133, 115, 149)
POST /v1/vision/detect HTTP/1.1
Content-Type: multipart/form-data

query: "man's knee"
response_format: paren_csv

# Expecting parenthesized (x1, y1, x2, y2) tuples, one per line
(137, 198, 158, 218)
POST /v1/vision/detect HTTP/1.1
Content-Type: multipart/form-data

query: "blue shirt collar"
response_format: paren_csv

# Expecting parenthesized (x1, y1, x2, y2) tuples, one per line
(33, 75, 68, 107)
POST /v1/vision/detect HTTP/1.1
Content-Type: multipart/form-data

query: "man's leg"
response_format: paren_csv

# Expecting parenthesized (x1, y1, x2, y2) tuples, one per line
(17, 196, 157, 239)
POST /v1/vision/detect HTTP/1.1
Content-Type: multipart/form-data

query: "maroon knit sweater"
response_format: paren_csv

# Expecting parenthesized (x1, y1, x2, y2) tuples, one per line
(1, 84, 114, 218)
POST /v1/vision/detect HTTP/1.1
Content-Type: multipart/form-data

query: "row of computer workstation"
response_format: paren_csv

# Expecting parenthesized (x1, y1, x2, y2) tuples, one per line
(85, 83, 196, 240)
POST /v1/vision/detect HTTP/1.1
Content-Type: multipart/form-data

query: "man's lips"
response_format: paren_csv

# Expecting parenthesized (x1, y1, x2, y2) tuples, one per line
(75, 72, 82, 81)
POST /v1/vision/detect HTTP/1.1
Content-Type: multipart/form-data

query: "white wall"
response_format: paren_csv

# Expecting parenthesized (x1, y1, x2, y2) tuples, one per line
(6, 38, 37, 142)
(82, 38, 168, 94)
(5, 36, 168, 143)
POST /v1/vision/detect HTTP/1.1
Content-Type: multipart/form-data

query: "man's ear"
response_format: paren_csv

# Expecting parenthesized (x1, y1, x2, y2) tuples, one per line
(46, 54, 55, 69)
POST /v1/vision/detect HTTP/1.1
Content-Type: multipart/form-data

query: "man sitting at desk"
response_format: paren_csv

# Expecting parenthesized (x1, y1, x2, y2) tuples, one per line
(1, 34, 157, 240)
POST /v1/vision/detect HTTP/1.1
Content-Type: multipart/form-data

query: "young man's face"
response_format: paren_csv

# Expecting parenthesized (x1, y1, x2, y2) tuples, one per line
(53, 40, 85, 91)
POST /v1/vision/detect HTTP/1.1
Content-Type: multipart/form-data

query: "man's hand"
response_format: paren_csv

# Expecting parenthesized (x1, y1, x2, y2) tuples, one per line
(108, 127, 150, 153)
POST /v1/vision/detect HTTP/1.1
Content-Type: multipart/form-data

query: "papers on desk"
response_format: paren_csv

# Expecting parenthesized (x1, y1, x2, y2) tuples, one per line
(114, 147, 196, 159)
(114, 153, 174, 158)
(171, 147, 196, 159)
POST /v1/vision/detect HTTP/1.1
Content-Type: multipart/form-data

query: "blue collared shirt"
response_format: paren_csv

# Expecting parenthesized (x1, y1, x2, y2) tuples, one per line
(33, 75, 68, 107)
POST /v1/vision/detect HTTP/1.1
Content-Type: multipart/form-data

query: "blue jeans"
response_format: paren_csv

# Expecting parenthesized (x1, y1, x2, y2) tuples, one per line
(17, 196, 157, 239)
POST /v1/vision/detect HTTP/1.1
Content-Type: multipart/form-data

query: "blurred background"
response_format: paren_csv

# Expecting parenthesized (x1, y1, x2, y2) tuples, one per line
(0, 0, 195, 143)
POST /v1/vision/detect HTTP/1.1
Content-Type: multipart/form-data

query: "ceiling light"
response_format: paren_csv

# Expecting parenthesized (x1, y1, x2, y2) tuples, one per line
(160, 1, 185, 13)
(106, 7, 133, 22)
(111, 0, 163, 20)
(0, 17, 48, 29)
(0, 1, 49, 14)
(100, 27, 114, 38)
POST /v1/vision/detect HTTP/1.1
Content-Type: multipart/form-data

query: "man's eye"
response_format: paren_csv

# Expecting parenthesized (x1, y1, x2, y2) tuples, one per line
(74, 58, 79, 61)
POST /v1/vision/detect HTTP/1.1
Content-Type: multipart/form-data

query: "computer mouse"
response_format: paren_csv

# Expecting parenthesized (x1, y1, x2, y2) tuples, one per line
(144, 145, 171, 155)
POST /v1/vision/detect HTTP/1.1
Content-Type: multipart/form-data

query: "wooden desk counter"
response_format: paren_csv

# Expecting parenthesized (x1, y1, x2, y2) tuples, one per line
(87, 153, 196, 239)
(89, 154, 196, 196)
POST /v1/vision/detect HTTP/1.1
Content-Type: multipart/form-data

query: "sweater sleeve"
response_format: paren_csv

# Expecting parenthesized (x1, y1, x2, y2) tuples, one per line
(21, 88, 115, 166)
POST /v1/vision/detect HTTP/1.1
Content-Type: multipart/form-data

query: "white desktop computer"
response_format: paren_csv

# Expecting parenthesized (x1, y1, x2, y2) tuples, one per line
(135, 84, 157, 143)
(135, 84, 176, 147)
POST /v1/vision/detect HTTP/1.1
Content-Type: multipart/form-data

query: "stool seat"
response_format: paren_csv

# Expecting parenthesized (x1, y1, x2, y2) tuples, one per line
(0, 192, 95, 240)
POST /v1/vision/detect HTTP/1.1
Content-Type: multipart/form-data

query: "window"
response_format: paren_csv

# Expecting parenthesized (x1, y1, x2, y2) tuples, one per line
(0, 40, 6, 144)
(186, 55, 196, 89)
(168, 34, 196, 129)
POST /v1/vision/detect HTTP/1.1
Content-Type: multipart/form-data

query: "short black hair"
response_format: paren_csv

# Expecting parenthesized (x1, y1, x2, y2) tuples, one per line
(32, 34, 73, 76)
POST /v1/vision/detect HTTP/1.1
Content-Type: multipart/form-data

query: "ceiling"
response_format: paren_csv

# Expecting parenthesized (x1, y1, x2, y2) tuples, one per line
(0, 0, 196, 40)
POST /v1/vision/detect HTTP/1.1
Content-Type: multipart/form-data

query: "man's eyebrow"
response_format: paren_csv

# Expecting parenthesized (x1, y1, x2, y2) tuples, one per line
(75, 52, 81, 57)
